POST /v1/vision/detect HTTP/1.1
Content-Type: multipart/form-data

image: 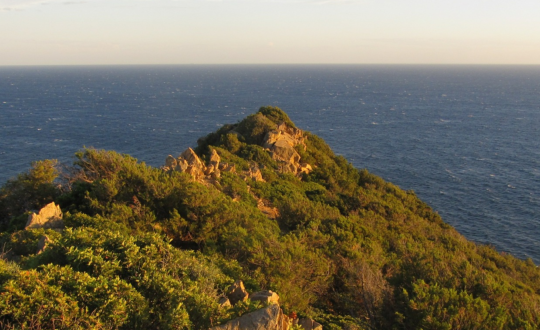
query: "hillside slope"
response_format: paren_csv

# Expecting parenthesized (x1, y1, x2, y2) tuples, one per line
(1, 107, 540, 329)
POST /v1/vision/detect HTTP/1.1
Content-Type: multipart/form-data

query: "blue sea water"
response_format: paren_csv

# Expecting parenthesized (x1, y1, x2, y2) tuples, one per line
(1, 65, 540, 263)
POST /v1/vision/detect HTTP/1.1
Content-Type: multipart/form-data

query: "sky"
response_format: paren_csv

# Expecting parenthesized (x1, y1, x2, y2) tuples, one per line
(1, 0, 539, 65)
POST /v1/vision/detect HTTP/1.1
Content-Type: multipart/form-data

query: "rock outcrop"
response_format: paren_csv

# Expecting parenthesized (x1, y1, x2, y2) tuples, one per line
(218, 297, 232, 308)
(298, 318, 323, 330)
(249, 291, 280, 305)
(206, 149, 222, 178)
(163, 148, 265, 183)
(213, 281, 323, 330)
(210, 304, 290, 330)
(298, 163, 313, 176)
(262, 123, 311, 177)
(244, 165, 264, 182)
(163, 122, 313, 185)
(164, 148, 208, 181)
(219, 162, 236, 174)
(227, 280, 249, 305)
(25, 202, 64, 230)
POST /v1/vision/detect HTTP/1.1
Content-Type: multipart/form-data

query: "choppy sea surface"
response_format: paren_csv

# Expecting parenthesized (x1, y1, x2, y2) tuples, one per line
(1, 65, 540, 262)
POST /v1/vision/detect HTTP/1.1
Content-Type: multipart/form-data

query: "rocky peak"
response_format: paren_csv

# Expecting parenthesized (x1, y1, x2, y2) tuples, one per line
(262, 122, 311, 177)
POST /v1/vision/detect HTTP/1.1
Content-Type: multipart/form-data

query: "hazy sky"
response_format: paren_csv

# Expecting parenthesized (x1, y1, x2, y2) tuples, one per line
(1, 0, 539, 65)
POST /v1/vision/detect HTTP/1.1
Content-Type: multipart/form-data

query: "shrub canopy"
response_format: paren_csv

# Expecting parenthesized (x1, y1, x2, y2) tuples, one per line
(1, 107, 540, 330)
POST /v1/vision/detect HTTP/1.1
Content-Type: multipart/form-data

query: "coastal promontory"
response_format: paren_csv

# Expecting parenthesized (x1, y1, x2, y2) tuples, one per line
(1, 107, 540, 329)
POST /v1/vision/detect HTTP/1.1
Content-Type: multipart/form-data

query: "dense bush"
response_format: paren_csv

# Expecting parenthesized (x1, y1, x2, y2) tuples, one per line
(0, 160, 60, 232)
(2, 107, 540, 329)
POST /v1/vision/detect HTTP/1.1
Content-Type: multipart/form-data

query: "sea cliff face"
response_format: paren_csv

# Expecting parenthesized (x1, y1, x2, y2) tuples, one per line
(1, 106, 540, 330)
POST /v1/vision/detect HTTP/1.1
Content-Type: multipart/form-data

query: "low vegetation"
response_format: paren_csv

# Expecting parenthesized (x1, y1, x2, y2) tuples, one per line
(1, 106, 540, 329)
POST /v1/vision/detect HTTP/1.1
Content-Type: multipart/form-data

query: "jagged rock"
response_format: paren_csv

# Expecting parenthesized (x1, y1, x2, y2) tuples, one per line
(262, 122, 309, 176)
(227, 280, 249, 305)
(268, 138, 301, 164)
(164, 148, 208, 181)
(246, 165, 264, 182)
(165, 155, 177, 169)
(25, 202, 64, 230)
(36, 235, 52, 254)
(206, 164, 216, 176)
(163, 124, 309, 184)
(279, 122, 305, 142)
(282, 162, 298, 175)
(219, 162, 236, 173)
(180, 148, 204, 168)
(209, 149, 221, 167)
(249, 290, 279, 305)
(180, 148, 206, 180)
(298, 318, 323, 330)
(165, 148, 229, 182)
(263, 123, 305, 149)
(218, 297, 231, 308)
(210, 304, 290, 330)
(298, 163, 313, 176)
(206, 149, 222, 177)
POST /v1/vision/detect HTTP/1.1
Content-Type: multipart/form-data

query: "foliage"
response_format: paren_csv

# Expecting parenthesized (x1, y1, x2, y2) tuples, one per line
(0, 264, 146, 330)
(0, 228, 61, 257)
(257, 106, 296, 128)
(1, 220, 237, 329)
(0, 160, 60, 232)
(2, 107, 540, 329)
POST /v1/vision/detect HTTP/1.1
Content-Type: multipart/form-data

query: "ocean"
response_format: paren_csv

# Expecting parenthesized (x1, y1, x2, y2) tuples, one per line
(1, 65, 540, 263)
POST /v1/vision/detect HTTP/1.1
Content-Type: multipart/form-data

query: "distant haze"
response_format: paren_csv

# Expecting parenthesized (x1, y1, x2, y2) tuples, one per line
(1, 0, 540, 65)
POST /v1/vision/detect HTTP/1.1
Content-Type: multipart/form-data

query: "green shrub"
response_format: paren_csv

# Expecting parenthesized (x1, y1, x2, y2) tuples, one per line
(257, 106, 296, 128)
(0, 160, 60, 231)
(2, 108, 540, 329)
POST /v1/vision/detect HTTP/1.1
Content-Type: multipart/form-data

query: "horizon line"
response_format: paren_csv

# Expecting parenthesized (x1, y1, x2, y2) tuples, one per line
(2, 63, 540, 67)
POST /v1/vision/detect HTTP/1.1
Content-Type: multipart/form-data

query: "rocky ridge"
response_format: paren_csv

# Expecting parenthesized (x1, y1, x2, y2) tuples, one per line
(162, 122, 312, 182)
(162, 121, 312, 219)
(163, 148, 264, 183)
